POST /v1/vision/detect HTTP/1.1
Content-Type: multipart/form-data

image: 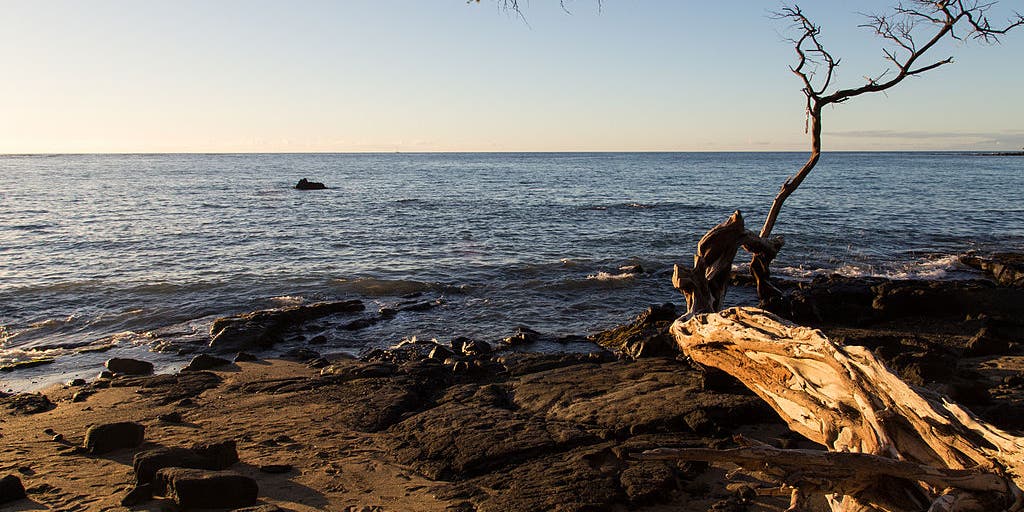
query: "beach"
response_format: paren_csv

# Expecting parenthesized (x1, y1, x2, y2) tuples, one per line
(4, 263, 1023, 511)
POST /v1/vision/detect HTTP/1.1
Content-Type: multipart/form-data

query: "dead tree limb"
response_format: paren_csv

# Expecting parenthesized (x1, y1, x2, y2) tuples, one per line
(663, 307, 1024, 511)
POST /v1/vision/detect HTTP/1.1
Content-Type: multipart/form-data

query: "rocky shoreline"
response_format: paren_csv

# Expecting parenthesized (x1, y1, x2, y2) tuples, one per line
(2, 254, 1023, 511)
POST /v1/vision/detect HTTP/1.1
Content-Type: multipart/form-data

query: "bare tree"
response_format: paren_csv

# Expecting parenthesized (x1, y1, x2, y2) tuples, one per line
(676, 1, 1024, 316)
(656, 4, 1024, 510)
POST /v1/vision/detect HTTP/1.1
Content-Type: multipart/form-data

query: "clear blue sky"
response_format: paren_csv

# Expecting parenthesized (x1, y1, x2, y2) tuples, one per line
(2, 1, 1022, 152)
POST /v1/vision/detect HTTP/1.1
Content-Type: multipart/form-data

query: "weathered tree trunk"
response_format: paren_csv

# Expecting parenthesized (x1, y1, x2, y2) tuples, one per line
(672, 211, 782, 317)
(651, 307, 1024, 511)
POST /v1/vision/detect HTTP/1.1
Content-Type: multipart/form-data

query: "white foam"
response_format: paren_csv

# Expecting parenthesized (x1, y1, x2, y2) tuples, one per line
(586, 271, 636, 281)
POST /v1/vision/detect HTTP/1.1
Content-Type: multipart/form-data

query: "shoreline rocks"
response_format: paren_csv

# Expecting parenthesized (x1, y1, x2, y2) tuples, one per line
(105, 358, 154, 376)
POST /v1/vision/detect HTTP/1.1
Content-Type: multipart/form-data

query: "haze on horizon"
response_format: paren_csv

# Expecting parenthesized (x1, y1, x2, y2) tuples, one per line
(3, 1, 1023, 154)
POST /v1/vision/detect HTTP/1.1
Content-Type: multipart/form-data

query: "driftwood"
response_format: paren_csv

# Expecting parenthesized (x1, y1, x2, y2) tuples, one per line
(672, 211, 782, 316)
(653, 307, 1024, 511)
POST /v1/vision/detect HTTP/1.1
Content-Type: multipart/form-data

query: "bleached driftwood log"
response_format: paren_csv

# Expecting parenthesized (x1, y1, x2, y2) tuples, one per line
(654, 307, 1024, 511)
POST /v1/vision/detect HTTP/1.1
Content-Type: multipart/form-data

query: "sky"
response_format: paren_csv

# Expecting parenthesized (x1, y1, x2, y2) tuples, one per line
(2, 1, 1022, 153)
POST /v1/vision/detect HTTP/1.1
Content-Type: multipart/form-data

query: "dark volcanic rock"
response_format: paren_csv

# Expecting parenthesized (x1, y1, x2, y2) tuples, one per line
(496, 352, 612, 377)
(436, 443, 625, 512)
(182, 353, 232, 372)
(460, 339, 492, 357)
(84, 421, 145, 454)
(620, 461, 677, 504)
(294, 178, 327, 190)
(0, 474, 27, 505)
(134, 440, 238, 484)
(512, 358, 766, 436)
(2, 393, 55, 415)
(590, 303, 679, 358)
(208, 300, 364, 352)
(960, 252, 1024, 287)
(105, 357, 154, 375)
(385, 388, 601, 480)
(120, 483, 153, 506)
(113, 371, 222, 405)
(0, 358, 55, 372)
(965, 327, 1012, 357)
(153, 468, 258, 508)
(502, 326, 541, 346)
(787, 275, 882, 325)
(234, 351, 258, 362)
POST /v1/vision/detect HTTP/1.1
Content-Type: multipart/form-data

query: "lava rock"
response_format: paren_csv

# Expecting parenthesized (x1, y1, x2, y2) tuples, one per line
(294, 178, 327, 190)
(960, 252, 1024, 287)
(0, 474, 27, 505)
(428, 345, 454, 361)
(460, 339, 492, 357)
(503, 326, 541, 346)
(590, 303, 679, 358)
(84, 421, 145, 454)
(965, 327, 1011, 357)
(2, 393, 55, 415)
(135, 440, 239, 485)
(120, 483, 153, 506)
(158, 412, 183, 423)
(182, 354, 232, 372)
(153, 468, 258, 508)
(105, 358, 154, 376)
(209, 300, 364, 353)
(234, 352, 258, 362)
(0, 359, 55, 372)
(71, 390, 93, 403)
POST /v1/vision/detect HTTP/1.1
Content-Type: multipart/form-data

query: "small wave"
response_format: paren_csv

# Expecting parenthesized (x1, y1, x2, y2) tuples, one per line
(270, 295, 306, 305)
(624, 203, 654, 209)
(775, 255, 976, 281)
(29, 315, 79, 329)
(586, 271, 636, 281)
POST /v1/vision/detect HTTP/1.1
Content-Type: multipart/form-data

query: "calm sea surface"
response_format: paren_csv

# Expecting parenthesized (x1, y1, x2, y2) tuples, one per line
(2, 152, 1022, 389)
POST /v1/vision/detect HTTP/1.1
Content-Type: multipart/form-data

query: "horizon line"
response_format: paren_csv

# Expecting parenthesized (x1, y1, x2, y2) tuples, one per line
(2, 149, 1018, 156)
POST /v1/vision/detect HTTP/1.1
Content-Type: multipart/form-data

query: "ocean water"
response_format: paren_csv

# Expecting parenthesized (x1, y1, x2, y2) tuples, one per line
(2, 152, 1022, 390)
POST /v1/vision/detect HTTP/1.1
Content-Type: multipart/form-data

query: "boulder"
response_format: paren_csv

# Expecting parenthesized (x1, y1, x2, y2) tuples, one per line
(134, 440, 238, 484)
(153, 468, 258, 508)
(182, 354, 232, 372)
(234, 352, 258, 363)
(84, 421, 145, 454)
(460, 339, 492, 357)
(105, 358, 154, 375)
(0, 474, 26, 505)
(502, 326, 541, 346)
(590, 303, 679, 358)
(428, 344, 454, 361)
(294, 178, 327, 190)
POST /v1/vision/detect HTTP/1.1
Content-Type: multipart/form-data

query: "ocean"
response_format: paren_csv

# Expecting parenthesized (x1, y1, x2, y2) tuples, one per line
(2, 152, 1022, 391)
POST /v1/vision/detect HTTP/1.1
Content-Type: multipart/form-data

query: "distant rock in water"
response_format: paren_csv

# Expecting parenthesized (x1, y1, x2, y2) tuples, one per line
(294, 178, 326, 190)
